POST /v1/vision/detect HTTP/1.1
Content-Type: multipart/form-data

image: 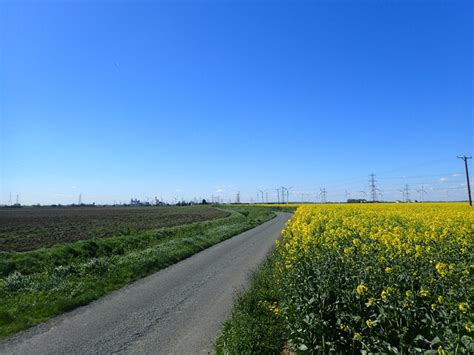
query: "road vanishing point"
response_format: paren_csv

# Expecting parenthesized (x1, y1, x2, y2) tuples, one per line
(0, 212, 291, 355)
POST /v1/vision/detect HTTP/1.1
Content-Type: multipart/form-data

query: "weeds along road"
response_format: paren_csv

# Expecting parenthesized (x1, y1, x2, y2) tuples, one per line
(0, 212, 292, 355)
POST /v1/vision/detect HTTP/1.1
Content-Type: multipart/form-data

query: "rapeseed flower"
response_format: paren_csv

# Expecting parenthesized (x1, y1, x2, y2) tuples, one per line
(419, 289, 430, 297)
(356, 284, 368, 296)
(458, 302, 469, 313)
(465, 322, 474, 332)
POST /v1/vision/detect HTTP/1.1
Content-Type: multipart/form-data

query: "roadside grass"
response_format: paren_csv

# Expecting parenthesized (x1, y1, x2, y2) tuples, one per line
(0, 206, 275, 339)
(215, 253, 287, 354)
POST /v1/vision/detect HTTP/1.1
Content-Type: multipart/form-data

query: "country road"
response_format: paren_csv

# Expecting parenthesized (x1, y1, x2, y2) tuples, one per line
(0, 212, 291, 355)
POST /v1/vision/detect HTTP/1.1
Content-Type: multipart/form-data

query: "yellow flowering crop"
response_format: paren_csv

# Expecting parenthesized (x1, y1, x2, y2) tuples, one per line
(458, 302, 469, 313)
(419, 289, 430, 298)
(274, 203, 473, 353)
(356, 284, 368, 296)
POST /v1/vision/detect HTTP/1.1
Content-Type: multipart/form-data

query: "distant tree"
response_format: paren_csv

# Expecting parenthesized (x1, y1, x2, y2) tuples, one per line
(202, 199, 208, 205)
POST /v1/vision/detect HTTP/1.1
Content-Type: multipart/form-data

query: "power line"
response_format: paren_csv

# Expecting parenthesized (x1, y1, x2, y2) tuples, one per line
(281, 187, 287, 204)
(430, 186, 466, 191)
(457, 155, 472, 206)
(397, 185, 412, 202)
(280, 186, 292, 204)
(369, 173, 379, 202)
(381, 172, 463, 180)
(416, 184, 427, 202)
(403, 184, 410, 202)
(319, 187, 327, 203)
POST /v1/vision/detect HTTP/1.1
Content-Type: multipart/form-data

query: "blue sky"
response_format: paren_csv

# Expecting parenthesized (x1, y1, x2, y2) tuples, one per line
(1, 0, 472, 204)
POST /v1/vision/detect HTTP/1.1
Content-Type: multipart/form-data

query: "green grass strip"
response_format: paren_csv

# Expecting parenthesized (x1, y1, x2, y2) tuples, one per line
(215, 252, 287, 354)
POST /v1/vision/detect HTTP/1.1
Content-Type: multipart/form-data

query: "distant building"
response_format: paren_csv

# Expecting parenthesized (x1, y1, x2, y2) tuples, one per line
(347, 198, 367, 203)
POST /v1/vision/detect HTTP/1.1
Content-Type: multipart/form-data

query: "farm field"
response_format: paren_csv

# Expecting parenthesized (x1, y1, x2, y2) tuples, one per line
(0, 205, 275, 339)
(217, 203, 474, 354)
(0, 206, 229, 252)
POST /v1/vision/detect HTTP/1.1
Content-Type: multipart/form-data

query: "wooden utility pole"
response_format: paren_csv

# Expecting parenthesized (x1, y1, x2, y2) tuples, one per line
(457, 155, 472, 206)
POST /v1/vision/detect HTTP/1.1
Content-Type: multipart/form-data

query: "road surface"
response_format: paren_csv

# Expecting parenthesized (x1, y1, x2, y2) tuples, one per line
(0, 212, 291, 355)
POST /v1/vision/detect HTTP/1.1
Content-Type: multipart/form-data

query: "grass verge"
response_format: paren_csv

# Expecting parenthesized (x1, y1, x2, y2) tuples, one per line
(215, 252, 287, 354)
(0, 206, 274, 339)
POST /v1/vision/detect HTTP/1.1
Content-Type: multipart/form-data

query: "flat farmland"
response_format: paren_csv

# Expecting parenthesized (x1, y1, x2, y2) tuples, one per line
(0, 206, 275, 339)
(0, 206, 230, 252)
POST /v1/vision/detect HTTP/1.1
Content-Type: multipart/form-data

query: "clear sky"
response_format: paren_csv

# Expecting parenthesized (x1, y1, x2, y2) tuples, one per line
(1, 0, 472, 204)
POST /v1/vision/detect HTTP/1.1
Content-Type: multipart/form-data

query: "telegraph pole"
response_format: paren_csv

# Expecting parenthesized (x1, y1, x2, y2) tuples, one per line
(276, 188, 280, 203)
(458, 155, 472, 206)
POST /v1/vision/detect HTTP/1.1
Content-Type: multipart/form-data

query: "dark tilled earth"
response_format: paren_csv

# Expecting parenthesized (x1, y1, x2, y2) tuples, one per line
(0, 206, 230, 252)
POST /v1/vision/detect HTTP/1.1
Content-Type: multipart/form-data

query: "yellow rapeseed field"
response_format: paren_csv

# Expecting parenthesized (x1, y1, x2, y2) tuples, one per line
(275, 203, 473, 353)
